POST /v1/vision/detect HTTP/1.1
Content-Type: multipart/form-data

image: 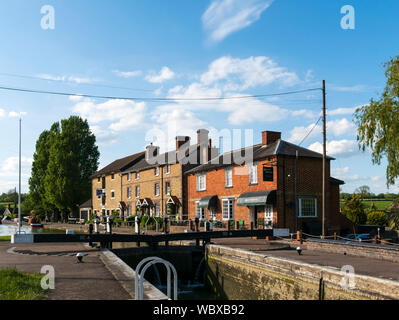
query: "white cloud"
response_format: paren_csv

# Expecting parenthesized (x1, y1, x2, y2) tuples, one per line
(0, 109, 5, 117)
(200, 56, 299, 90)
(0, 156, 33, 178)
(331, 167, 359, 181)
(202, 0, 274, 42)
(145, 67, 175, 83)
(112, 70, 142, 78)
(148, 108, 210, 152)
(288, 123, 321, 144)
(38, 74, 99, 84)
(327, 118, 356, 136)
(291, 109, 315, 119)
(69, 95, 84, 102)
(308, 139, 358, 157)
(72, 98, 147, 132)
(90, 126, 118, 146)
(9, 111, 27, 118)
(328, 107, 357, 116)
(329, 84, 366, 92)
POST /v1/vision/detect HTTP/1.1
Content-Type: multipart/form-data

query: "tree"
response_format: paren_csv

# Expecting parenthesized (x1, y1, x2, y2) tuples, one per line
(44, 116, 99, 218)
(343, 194, 367, 225)
(355, 56, 399, 187)
(367, 211, 387, 226)
(355, 185, 371, 198)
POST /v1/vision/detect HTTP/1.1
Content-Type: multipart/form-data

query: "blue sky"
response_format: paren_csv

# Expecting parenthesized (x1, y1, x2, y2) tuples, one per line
(0, 0, 398, 195)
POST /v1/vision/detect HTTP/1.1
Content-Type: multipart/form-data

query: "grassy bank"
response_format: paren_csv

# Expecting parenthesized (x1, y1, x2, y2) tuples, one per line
(0, 268, 47, 300)
(340, 199, 392, 211)
(0, 236, 11, 241)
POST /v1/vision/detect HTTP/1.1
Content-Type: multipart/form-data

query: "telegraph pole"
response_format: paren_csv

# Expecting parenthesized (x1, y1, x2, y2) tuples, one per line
(322, 80, 326, 238)
(18, 118, 22, 234)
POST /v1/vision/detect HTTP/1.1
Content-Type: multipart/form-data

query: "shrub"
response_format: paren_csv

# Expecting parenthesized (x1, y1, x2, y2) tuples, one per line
(367, 211, 387, 226)
(343, 194, 367, 225)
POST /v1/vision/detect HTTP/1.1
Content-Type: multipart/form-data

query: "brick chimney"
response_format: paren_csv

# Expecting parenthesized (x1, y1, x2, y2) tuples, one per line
(262, 131, 281, 146)
(175, 136, 190, 151)
(197, 129, 209, 146)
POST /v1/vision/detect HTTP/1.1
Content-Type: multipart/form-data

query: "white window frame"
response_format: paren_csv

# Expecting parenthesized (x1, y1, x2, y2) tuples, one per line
(165, 181, 171, 195)
(166, 165, 170, 175)
(154, 183, 160, 196)
(135, 185, 140, 198)
(111, 190, 115, 199)
(195, 201, 206, 220)
(225, 168, 233, 187)
(155, 167, 159, 176)
(127, 204, 132, 216)
(155, 204, 160, 217)
(222, 198, 235, 221)
(249, 162, 258, 184)
(298, 197, 317, 218)
(127, 173, 131, 181)
(135, 172, 140, 180)
(97, 177, 101, 183)
(127, 187, 132, 199)
(197, 174, 206, 191)
(111, 173, 115, 180)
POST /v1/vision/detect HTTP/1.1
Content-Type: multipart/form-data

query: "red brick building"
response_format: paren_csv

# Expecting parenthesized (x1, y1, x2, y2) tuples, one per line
(185, 130, 352, 235)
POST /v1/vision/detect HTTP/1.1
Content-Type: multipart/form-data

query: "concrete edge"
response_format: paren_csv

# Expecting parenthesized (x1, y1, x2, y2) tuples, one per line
(99, 248, 169, 300)
(207, 244, 399, 288)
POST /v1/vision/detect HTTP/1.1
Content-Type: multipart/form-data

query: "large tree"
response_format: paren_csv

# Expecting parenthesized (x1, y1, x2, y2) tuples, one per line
(44, 116, 99, 217)
(355, 56, 399, 187)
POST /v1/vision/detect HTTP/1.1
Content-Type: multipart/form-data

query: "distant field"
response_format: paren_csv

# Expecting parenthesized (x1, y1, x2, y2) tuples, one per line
(340, 199, 393, 211)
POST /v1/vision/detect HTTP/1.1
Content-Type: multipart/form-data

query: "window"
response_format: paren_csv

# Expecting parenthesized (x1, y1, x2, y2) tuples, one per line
(197, 174, 206, 191)
(298, 198, 317, 217)
(165, 165, 170, 174)
(127, 187, 132, 199)
(111, 174, 115, 180)
(97, 177, 100, 183)
(154, 183, 160, 196)
(222, 198, 234, 220)
(225, 168, 233, 187)
(135, 185, 140, 198)
(155, 204, 160, 217)
(249, 162, 258, 184)
(135, 172, 140, 180)
(127, 204, 132, 216)
(111, 190, 115, 199)
(165, 181, 171, 195)
(155, 167, 159, 176)
(196, 201, 205, 220)
(127, 173, 131, 181)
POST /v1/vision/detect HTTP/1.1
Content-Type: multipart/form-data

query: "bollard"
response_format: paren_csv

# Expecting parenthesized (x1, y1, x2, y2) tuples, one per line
(164, 215, 169, 234)
(135, 216, 142, 247)
(89, 223, 94, 247)
(195, 216, 199, 232)
(297, 230, 303, 244)
(94, 216, 100, 234)
(106, 216, 113, 234)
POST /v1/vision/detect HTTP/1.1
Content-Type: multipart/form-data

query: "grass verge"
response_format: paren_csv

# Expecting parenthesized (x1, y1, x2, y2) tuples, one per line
(0, 236, 11, 242)
(0, 268, 47, 300)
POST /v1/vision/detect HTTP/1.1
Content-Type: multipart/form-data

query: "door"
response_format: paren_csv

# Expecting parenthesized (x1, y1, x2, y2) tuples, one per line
(249, 207, 256, 228)
(264, 205, 273, 229)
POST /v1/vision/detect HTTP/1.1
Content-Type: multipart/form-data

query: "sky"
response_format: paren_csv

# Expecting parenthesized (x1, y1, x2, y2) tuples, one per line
(0, 0, 398, 195)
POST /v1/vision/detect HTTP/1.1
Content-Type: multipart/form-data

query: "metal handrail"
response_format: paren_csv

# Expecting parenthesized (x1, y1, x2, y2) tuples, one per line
(135, 256, 178, 300)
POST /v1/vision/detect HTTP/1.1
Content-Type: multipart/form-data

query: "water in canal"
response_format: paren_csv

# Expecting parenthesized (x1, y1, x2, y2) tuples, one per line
(0, 223, 66, 236)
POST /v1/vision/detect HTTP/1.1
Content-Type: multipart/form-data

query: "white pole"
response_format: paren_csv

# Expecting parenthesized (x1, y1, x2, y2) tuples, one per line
(18, 118, 21, 234)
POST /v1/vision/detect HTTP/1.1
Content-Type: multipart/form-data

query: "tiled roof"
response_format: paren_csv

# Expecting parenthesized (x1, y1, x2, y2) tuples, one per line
(79, 199, 92, 208)
(90, 151, 145, 178)
(185, 139, 335, 175)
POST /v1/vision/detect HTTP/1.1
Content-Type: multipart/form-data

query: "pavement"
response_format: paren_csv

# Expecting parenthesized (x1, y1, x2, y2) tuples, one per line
(0, 242, 131, 300)
(211, 238, 399, 281)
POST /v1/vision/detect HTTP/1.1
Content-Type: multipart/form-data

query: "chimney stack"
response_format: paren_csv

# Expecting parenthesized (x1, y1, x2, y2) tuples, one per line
(197, 129, 209, 146)
(145, 143, 160, 161)
(262, 131, 281, 146)
(175, 136, 190, 151)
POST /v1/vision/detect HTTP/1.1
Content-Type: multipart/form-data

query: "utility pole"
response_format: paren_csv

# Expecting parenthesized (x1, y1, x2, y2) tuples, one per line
(18, 118, 22, 234)
(322, 80, 326, 238)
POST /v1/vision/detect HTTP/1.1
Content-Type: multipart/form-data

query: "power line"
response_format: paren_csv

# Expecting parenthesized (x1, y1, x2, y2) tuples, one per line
(298, 116, 323, 146)
(0, 85, 322, 102)
(0, 72, 154, 92)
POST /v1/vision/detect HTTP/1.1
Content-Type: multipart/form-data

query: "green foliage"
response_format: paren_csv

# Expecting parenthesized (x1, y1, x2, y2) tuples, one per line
(125, 215, 136, 222)
(28, 116, 99, 219)
(354, 56, 399, 187)
(366, 211, 388, 226)
(343, 194, 367, 225)
(388, 212, 399, 230)
(0, 268, 47, 300)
